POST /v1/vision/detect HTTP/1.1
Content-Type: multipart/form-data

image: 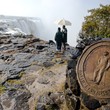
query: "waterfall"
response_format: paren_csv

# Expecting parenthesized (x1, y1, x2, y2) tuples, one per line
(0, 15, 41, 37)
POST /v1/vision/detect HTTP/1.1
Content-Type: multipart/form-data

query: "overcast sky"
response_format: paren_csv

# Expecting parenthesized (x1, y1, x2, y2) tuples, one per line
(0, 0, 109, 46)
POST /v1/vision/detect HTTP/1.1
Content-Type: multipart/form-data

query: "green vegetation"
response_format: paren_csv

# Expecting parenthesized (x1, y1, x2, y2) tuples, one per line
(7, 79, 22, 85)
(0, 85, 6, 94)
(19, 71, 25, 78)
(80, 4, 110, 39)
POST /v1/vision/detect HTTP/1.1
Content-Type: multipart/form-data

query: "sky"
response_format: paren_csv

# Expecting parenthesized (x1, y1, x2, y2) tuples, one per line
(0, 0, 110, 46)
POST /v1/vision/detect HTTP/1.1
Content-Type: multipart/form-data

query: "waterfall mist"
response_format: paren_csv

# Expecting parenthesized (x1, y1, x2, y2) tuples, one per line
(0, 0, 109, 46)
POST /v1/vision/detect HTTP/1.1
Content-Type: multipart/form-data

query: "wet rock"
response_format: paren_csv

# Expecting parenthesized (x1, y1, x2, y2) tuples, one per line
(49, 92, 65, 105)
(38, 93, 53, 105)
(44, 71, 55, 78)
(66, 69, 80, 96)
(36, 104, 46, 110)
(0, 73, 8, 85)
(1, 87, 31, 110)
(101, 105, 110, 110)
(11, 37, 27, 44)
(0, 54, 9, 60)
(37, 77, 50, 84)
(0, 44, 13, 51)
(23, 47, 35, 53)
(66, 69, 76, 79)
(1, 90, 15, 110)
(81, 92, 101, 110)
(67, 59, 77, 70)
(76, 42, 85, 49)
(7, 67, 23, 79)
(13, 91, 31, 110)
(0, 64, 24, 83)
(45, 104, 60, 110)
(16, 61, 31, 68)
(32, 38, 40, 42)
(0, 34, 75, 110)
(48, 40, 55, 45)
(71, 48, 83, 59)
(37, 92, 65, 110)
(65, 88, 80, 110)
(14, 43, 25, 49)
(7, 89, 18, 99)
(0, 38, 11, 44)
(43, 61, 54, 67)
(0, 104, 3, 110)
(36, 45, 48, 50)
(12, 53, 33, 62)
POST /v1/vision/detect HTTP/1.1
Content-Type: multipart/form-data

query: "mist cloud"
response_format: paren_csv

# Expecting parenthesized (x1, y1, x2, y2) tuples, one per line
(0, 0, 109, 46)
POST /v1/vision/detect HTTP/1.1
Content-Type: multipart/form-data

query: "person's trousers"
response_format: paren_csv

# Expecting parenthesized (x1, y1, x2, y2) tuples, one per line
(56, 41, 62, 50)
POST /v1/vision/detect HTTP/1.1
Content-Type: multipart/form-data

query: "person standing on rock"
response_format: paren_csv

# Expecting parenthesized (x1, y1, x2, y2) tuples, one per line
(55, 27, 63, 51)
(62, 25, 67, 50)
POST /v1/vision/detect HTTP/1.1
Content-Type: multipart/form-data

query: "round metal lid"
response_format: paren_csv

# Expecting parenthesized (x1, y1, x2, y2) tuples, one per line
(76, 40, 110, 98)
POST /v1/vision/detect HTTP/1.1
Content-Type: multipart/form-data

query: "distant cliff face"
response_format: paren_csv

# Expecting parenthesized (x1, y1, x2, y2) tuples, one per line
(0, 15, 40, 37)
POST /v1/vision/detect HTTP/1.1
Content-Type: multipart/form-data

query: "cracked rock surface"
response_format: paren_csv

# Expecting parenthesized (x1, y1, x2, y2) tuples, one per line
(0, 34, 74, 110)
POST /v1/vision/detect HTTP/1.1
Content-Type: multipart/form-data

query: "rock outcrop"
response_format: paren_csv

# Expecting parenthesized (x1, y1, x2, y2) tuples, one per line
(65, 37, 110, 110)
(0, 34, 74, 110)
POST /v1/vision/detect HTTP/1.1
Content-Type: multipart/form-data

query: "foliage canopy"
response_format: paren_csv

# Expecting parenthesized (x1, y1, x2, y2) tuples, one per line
(80, 4, 110, 39)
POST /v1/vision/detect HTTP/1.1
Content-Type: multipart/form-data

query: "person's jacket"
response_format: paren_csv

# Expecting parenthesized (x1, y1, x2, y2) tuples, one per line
(62, 28, 67, 42)
(55, 31, 62, 42)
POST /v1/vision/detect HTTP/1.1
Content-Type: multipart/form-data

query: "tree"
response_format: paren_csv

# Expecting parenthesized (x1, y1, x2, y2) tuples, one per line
(81, 4, 110, 39)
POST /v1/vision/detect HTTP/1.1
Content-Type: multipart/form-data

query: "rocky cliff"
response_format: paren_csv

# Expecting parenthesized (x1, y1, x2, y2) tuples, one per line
(0, 34, 74, 110)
